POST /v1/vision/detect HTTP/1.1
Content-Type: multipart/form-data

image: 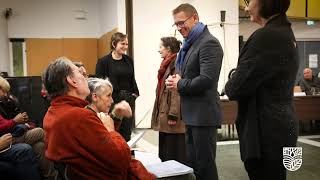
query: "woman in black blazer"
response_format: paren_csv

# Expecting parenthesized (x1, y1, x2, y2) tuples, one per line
(225, 0, 299, 179)
(95, 32, 139, 141)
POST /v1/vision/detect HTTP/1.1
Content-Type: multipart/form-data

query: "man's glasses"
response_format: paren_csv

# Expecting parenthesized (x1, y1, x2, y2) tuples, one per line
(244, 0, 249, 6)
(83, 73, 89, 78)
(172, 16, 192, 29)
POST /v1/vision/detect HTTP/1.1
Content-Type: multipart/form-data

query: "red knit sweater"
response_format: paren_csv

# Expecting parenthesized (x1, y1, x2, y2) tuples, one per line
(44, 95, 155, 180)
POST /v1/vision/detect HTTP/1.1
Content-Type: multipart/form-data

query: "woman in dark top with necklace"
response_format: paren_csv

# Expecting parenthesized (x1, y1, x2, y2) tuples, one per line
(95, 32, 139, 141)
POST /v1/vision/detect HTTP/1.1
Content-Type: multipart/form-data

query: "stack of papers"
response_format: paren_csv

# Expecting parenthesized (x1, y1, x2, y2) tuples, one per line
(294, 92, 306, 96)
(145, 160, 193, 178)
(134, 151, 162, 166)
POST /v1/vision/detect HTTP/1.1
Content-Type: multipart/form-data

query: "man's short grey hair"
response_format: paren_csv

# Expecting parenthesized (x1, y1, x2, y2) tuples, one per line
(42, 57, 73, 98)
(86, 78, 113, 103)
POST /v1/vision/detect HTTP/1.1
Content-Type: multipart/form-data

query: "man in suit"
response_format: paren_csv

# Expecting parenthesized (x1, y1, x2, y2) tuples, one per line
(166, 3, 223, 180)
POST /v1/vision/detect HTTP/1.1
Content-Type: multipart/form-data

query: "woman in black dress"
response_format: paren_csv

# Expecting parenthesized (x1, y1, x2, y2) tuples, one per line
(96, 32, 139, 141)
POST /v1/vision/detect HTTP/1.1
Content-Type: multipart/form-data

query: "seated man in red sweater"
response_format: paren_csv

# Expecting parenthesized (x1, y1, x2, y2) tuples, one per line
(42, 57, 155, 180)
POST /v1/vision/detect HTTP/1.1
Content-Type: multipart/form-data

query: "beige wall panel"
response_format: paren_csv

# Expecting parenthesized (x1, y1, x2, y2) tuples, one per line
(62, 38, 98, 75)
(287, 0, 306, 18)
(26, 38, 63, 76)
(308, 0, 320, 19)
(98, 28, 118, 59)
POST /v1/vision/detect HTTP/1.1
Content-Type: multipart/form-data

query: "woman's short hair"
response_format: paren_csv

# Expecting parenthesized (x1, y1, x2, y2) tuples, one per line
(42, 57, 73, 98)
(0, 76, 10, 92)
(161, 37, 181, 54)
(259, 0, 291, 19)
(86, 78, 113, 103)
(110, 32, 127, 51)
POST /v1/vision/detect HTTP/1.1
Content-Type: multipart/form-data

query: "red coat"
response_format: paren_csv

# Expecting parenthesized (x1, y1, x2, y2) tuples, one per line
(44, 95, 155, 180)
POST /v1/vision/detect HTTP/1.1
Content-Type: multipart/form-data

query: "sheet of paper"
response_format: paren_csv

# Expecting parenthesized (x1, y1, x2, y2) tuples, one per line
(294, 92, 306, 97)
(127, 131, 146, 148)
(134, 151, 162, 166)
(309, 54, 318, 68)
(145, 160, 193, 178)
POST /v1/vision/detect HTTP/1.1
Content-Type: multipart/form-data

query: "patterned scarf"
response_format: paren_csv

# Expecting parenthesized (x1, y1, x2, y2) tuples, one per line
(176, 22, 205, 73)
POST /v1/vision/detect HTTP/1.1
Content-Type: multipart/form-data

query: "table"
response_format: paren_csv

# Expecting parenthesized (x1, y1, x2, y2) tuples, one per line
(220, 95, 320, 124)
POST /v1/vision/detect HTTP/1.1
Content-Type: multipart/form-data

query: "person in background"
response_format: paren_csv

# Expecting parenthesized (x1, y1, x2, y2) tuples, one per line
(166, 3, 223, 180)
(43, 57, 155, 179)
(225, 0, 298, 179)
(151, 37, 186, 164)
(96, 32, 139, 141)
(299, 68, 320, 95)
(0, 76, 57, 180)
(86, 77, 132, 131)
(0, 133, 41, 180)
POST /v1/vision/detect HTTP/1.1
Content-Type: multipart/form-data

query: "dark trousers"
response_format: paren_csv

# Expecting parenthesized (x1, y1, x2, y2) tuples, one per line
(244, 158, 286, 180)
(112, 90, 136, 141)
(0, 143, 41, 180)
(159, 132, 187, 165)
(185, 126, 218, 180)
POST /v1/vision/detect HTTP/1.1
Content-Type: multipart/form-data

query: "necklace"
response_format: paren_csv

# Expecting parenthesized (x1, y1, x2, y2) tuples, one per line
(112, 51, 122, 60)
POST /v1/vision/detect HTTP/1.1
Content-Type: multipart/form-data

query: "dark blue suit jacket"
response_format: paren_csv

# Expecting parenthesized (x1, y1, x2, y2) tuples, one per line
(178, 27, 223, 126)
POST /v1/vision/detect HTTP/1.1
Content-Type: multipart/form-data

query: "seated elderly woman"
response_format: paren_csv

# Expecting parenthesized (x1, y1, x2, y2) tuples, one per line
(0, 76, 56, 179)
(86, 77, 132, 131)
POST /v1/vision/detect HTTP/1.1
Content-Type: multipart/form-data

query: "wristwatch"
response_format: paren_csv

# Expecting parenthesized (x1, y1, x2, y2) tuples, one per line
(110, 111, 123, 122)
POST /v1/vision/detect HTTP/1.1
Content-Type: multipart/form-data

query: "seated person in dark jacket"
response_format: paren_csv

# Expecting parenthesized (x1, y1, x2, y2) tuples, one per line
(299, 68, 320, 95)
(0, 76, 57, 179)
(0, 133, 41, 180)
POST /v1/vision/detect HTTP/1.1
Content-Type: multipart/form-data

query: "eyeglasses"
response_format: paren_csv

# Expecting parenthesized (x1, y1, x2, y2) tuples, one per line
(83, 73, 89, 78)
(244, 0, 249, 6)
(172, 16, 192, 29)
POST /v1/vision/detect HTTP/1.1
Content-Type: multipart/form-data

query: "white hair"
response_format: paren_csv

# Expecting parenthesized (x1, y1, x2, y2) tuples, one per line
(86, 77, 113, 103)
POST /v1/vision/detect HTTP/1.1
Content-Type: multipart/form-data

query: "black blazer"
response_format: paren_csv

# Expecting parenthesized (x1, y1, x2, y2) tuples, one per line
(178, 27, 223, 126)
(95, 53, 139, 95)
(225, 15, 299, 161)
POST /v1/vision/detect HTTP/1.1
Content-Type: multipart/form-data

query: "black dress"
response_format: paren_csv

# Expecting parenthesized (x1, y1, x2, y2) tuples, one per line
(96, 53, 139, 141)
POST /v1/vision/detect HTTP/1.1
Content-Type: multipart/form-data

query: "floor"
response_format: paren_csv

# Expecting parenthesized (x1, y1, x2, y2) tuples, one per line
(133, 128, 320, 180)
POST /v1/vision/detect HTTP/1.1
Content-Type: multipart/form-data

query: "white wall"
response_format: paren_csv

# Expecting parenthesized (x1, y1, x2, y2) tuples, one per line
(117, 0, 126, 33)
(1, 0, 100, 38)
(240, 19, 320, 41)
(133, 0, 239, 128)
(0, 9, 10, 74)
(98, 0, 118, 36)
